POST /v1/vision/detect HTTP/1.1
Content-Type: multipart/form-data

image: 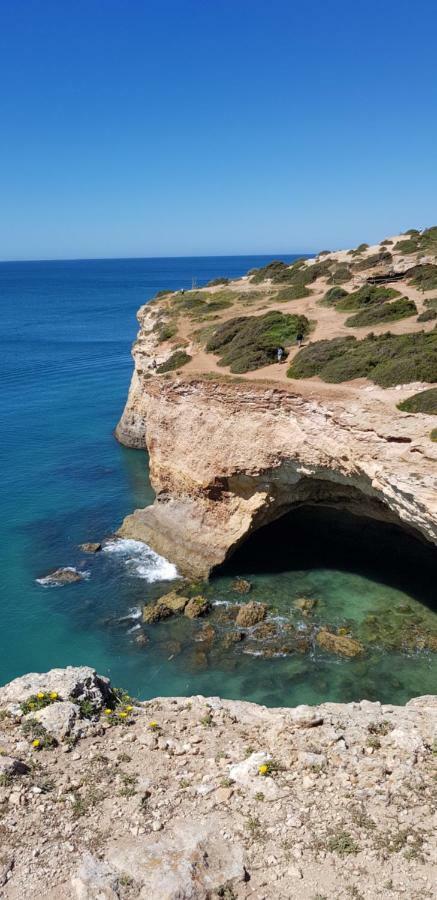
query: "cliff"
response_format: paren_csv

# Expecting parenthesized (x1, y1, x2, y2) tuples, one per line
(0, 666, 435, 899)
(115, 229, 437, 577)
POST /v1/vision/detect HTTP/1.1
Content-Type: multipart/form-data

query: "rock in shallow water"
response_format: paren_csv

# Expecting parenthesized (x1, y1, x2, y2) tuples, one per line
(236, 601, 267, 627)
(184, 595, 210, 618)
(79, 542, 101, 553)
(316, 628, 364, 657)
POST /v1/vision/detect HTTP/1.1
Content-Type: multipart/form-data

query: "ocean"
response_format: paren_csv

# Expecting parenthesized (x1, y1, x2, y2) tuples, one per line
(1, 256, 436, 706)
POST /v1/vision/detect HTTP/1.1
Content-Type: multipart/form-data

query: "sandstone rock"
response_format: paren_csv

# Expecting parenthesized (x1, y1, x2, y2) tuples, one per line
(197, 623, 216, 644)
(0, 756, 29, 777)
(107, 818, 246, 899)
(37, 567, 85, 586)
(236, 602, 267, 627)
(157, 590, 189, 613)
(72, 852, 119, 900)
(251, 621, 277, 640)
(316, 629, 364, 657)
(288, 705, 323, 728)
(0, 666, 112, 710)
(184, 595, 210, 618)
(220, 631, 244, 649)
(142, 602, 173, 624)
(27, 701, 80, 741)
(232, 578, 252, 594)
(79, 542, 102, 553)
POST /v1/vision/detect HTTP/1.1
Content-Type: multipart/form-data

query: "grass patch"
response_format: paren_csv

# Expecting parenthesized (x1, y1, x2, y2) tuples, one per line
(336, 285, 400, 311)
(288, 330, 437, 387)
(397, 388, 437, 414)
(273, 284, 312, 301)
(206, 311, 310, 373)
(157, 351, 191, 373)
(324, 828, 359, 855)
(154, 321, 177, 342)
(320, 286, 349, 306)
(345, 297, 417, 327)
(171, 289, 234, 318)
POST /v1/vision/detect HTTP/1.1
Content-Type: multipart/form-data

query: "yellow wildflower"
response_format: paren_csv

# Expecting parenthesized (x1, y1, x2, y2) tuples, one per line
(148, 721, 159, 730)
(125, 705, 133, 712)
(32, 739, 40, 749)
(258, 764, 269, 776)
(37, 692, 44, 700)
(104, 708, 112, 715)
(49, 691, 58, 700)
(118, 711, 128, 719)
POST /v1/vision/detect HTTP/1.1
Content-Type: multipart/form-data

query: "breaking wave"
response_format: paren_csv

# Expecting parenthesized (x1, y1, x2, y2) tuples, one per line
(103, 538, 178, 583)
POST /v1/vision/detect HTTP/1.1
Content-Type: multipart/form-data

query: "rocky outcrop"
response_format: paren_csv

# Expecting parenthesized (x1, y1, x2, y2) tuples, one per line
(116, 375, 437, 577)
(0, 667, 435, 899)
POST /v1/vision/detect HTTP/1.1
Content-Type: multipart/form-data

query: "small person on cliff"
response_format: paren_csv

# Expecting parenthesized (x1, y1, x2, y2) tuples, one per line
(276, 347, 284, 363)
(296, 332, 304, 348)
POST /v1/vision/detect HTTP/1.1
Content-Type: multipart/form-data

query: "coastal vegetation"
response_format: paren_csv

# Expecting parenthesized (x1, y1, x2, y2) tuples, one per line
(287, 330, 437, 386)
(345, 297, 417, 327)
(156, 350, 192, 372)
(335, 285, 400, 311)
(327, 263, 351, 283)
(320, 286, 349, 306)
(206, 311, 310, 372)
(407, 263, 437, 292)
(395, 226, 437, 256)
(397, 387, 437, 414)
(353, 250, 392, 271)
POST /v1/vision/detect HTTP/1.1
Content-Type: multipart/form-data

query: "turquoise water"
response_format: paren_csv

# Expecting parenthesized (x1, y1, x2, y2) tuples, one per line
(1, 257, 436, 705)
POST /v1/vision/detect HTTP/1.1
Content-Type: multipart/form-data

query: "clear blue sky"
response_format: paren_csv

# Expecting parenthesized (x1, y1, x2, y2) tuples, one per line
(1, 0, 436, 260)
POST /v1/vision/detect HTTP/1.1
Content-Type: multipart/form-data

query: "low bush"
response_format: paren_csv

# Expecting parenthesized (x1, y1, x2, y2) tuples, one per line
(320, 286, 349, 306)
(380, 239, 393, 246)
(349, 242, 369, 256)
(417, 309, 437, 322)
(353, 251, 392, 271)
(154, 321, 177, 342)
(397, 388, 437, 414)
(250, 257, 331, 287)
(327, 263, 352, 284)
(407, 264, 437, 292)
(172, 289, 234, 318)
(273, 284, 312, 301)
(345, 297, 417, 327)
(206, 277, 230, 286)
(287, 330, 437, 387)
(431, 428, 437, 442)
(157, 351, 191, 373)
(394, 238, 420, 254)
(394, 227, 437, 257)
(206, 311, 310, 373)
(336, 285, 400, 311)
(249, 260, 297, 284)
(424, 297, 437, 309)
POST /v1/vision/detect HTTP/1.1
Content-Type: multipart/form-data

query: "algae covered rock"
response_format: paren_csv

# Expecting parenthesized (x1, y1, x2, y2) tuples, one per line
(142, 602, 173, 624)
(184, 595, 210, 618)
(316, 629, 364, 658)
(293, 597, 318, 615)
(232, 578, 252, 595)
(236, 602, 268, 627)
(157, 590, 189, 613)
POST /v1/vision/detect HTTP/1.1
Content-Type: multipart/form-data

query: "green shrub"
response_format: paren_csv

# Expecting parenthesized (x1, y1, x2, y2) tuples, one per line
(380, 239, 393, 246)
(250, 257, 331, 287)
(327, 263, 352, 284)
(154, 321, 177, 342)
(353, 250, 392, 271)
(404, 228, 420, 236)
(172, 289, 234, 318)
(407, 264, 437, 292)
(424, 297, 437, 309)
(288, 331, 437, 387)
(345, 298, 417, 327)
(273, 284, 312, 301)
(397, 388, 437, 414)
(320, 286, 349, 306)
(206, 277, 230, 286)
(431, 428, 437, 442)
(318, 250, 331, 256)
(20, 692, 59, 715)
(349, 242, 369, 256)
(249, 260, 297, 284)
(336, 285, 400, 311)
(417, 309, 437, 322)
(206, 311, 310, 373)
(157, 351, 191, 373)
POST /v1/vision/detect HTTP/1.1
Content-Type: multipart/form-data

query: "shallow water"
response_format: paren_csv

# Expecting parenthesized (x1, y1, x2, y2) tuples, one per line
(1, 256, 436, 705)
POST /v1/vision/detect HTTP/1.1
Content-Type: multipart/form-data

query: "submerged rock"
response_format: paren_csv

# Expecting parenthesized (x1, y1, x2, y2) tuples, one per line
(236, 602, 267, 627)
(316, 629, 364, 657)
(293, 597, 318, 615)
(232, 578, 252, 595)
(37, 567, 86, 586)
(79, 542, 102, 553)
(157, 590, 189, 613)
(184, 596, 210, 619)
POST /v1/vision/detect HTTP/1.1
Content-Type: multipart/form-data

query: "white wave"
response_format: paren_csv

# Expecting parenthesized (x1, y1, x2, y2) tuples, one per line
(36, 566, 90, 588)
(213, 599, 232, 607)
(103, 538, 178, 583)
(127, 623, 141, 634)
(117, 607, 142, 622)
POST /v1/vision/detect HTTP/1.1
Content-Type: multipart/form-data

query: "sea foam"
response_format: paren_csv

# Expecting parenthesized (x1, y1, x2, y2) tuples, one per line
(103, 538, 178, 583)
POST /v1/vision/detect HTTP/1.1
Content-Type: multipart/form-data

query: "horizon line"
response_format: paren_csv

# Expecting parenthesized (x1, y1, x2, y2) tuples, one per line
(0, 250, 318, 265)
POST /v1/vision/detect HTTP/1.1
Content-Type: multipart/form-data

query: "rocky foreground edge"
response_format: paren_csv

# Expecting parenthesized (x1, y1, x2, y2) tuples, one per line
(0, 667, 435, 899)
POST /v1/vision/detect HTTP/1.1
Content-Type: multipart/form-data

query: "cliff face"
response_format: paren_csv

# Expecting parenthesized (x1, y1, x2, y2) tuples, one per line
(116, 373, 437, 577)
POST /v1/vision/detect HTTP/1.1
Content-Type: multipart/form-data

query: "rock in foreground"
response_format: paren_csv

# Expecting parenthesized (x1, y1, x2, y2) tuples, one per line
(0, 667, 435, 899)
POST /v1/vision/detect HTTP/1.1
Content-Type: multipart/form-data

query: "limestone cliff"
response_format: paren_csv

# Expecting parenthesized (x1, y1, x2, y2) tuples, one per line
(116, 231, 437, 577)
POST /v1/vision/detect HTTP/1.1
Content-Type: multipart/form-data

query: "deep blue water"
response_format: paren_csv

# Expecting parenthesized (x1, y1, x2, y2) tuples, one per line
(1, 255, 436, 706)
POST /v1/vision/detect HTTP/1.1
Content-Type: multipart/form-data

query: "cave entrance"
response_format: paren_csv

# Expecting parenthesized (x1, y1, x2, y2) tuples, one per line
(216, 505, 436, 612)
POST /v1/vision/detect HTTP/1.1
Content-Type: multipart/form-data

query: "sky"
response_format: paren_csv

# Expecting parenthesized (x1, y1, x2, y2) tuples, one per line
(1, 0, 437, 260)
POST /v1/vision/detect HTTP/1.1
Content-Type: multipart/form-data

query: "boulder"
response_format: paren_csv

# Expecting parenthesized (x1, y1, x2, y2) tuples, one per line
(142, 602, 173, 624)
(288, 705, 323, 728)
(27, 701, 80, 740)
(0, 666, 112, 711)
(232, 578, 252, 595)
(316, 629, 364, 657)
(106, 818, 247, 898)
(157, 591, 189, 613)
(37, 567, 85, 586)
(184, 596, 210, 619)
(79, 542, 101, 553)
(196, 623, 216, 644)
(236, 602, 267, 627)
(293, 597, 318, 614)
(0, 756, 29, 777)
